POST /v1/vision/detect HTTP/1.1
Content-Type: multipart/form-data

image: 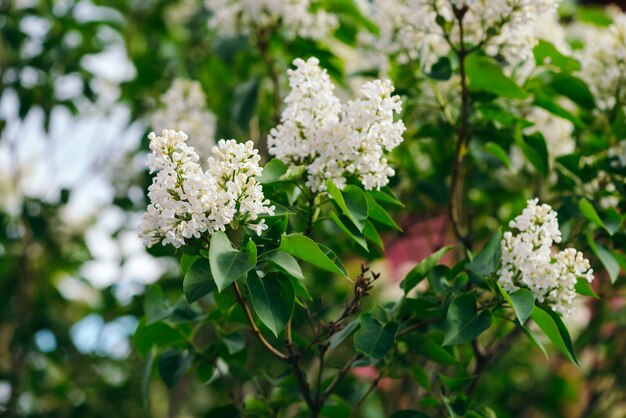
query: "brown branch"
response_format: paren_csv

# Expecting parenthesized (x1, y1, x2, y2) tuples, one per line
(349, 372, 384, 418)
(320, 353, 363, 404)
(449, 4, 473, 251)
(232, 282, 288, 362)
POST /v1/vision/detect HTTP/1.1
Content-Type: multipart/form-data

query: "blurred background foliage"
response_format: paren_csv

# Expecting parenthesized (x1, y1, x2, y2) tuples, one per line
(1, 0, 626, 417)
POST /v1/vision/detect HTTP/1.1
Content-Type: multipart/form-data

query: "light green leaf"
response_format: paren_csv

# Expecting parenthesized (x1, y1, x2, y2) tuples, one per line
(497, 284, 534, 325)
(279, 234, 348, 278)
(485, 142, 511, 168)
(587, 234, 620, 283)
(183, 258, 217, 304)
(579, 198, 606, 230)
(575, 277, 599, 298)
(258, 159, 288, 184)
(401, 246, 454, 293)
(406, 333, 457, 364)
(267, 251, 304, 280)
(466, 55, 529, 99)
(443, 294, 492, 346)
(531, 306, 578, 366)
(247, 272, 295, 337)
(533, 40, 581, 72)
(366, 193, 401, 230)
(354, 313, 399, 359)
(209, 232, 257, 292)
(326, 181, 368, 231)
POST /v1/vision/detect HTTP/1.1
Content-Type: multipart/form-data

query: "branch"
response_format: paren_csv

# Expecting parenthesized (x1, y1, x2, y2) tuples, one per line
(232, 282, 288, 362)
(349, 372, 384, 418)
(320, 353, 363, 403)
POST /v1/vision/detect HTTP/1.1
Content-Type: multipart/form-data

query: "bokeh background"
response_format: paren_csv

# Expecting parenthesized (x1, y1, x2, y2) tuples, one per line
(1, 0, 625, 417)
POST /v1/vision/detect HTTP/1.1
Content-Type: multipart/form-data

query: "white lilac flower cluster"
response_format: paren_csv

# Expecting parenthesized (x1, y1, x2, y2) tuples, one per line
(152, 79, 217, 160)
(268, 57, 405, 193)
(498, 199, 594, 316)
(574, 13, 626, 111)
(139, 130, 274, 248)
(204, 0, 337, 40)
(365, 0, 560, 67)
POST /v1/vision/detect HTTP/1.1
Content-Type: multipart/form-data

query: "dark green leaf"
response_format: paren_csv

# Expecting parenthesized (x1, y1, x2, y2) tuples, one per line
(426, 57, 452, 80)
(330, 212, 368, 250)
(258, 159, 288, 184)
(443, 294, 492, 346)
(354, 313, 399, 359)
(406, 333, 457, 364)
(579, 198, 606, 230)
(466, 230, 502, 276)
(231, 77, 259, 130)
(183, 258, 217, 304)
(366, 193, 401, 230)
(390, 411, 430, 418)
(466, 55, 529, 99)
(515, 133, 549, 178)
(587, 234, 620, 283)
(247, 272, 295, 337)
(485, 142, 511, 168)
(157, 349, 194, 390)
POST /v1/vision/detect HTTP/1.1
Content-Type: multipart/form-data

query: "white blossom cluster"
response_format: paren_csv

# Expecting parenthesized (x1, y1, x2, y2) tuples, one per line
(268, 57, 405, 192)
(139, 130, 274, 248)
(204, 0, 337, 40)
(364, 0, 560, 67)
(498, 199, 594, 316)
(574, 13, 626, 111)
(152, 79, 217, 159)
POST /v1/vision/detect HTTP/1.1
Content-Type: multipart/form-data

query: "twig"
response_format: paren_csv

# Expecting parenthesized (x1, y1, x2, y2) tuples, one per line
(349, 372, 384, 418)
(232, 282, 288, 362)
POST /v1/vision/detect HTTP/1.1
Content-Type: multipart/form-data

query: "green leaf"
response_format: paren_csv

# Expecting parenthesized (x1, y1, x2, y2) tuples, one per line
(330, 212, 368, 250)
(485, 142, 511, 168)
(406, 333, 457, 364)
(267, 251, 304, 280)
(443, 294, 492, 346)
(258, 159, 288, 184)
(231, 77, 259, 130)
(363, 220, 384, 251)
(466, 55, 529, 99)
(247, 272, 295, 337)
(354, 313, 399, 359)
(329, 319, 360, 349)
(426, 56, 452, 81)
(279, 234, 348, 278)
(209, 232, 257, 292)
(612, 105, 626, 139)
(531, 306, 578, 366)
(141, 348, 155, 410)
(144, 285, 172, 324)
(133, 320, 182, 357)
(157, 349, 194, 390)
(604, 208, 622, 236)
(497, 284, 534, 325)
(587, 234, 620, 283)
(579, 198, 606, 230)
(183, 258, 217, 304)
(515, 133, 549, 178)
(180, 254, 200, 275)
(369, 188, 404, 209)
(326, 180, 368, 231)
(548, 73, 595, 110)
(522, 324, 549, 360)
(366, 193, 401, 230)
(401, 246, 454, 293)
(575, 277, 599, 299)
(466, 230, 502, 276)
(533, 40, 581, 72)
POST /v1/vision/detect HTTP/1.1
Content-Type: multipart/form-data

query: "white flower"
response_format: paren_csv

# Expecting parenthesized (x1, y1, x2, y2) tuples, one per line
(268, 57, 406, 193)
(139, 131, 274, 248)
(363, 0, 560, 68)
(152, 79, 217, 159)
(204, 0, 337, 40)
(574, 13, 626, 111)
(498, 198, 594, 316)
